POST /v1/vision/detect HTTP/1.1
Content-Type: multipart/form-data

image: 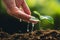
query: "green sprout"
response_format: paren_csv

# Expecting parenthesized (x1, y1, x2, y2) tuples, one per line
(33, 11, 54, 30)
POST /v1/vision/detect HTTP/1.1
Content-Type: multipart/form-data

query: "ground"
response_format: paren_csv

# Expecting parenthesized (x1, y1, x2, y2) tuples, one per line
(0, 30, 60, 40)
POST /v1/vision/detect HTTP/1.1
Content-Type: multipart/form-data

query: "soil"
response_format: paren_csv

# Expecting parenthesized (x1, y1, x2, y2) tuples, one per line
(0, 30, 60, 40)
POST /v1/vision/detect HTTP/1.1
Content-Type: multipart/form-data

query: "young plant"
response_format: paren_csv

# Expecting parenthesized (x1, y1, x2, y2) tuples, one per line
(33, 11, 54, 30)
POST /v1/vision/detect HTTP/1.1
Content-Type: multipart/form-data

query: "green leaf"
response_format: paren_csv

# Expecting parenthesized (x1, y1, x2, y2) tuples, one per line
(40, 16, 54, 24)
(33, 11, 41, 20)
(33, 11, 54, 30)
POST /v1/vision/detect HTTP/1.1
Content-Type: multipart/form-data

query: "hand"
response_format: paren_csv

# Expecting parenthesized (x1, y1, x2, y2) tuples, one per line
(3, 0, 38, 24)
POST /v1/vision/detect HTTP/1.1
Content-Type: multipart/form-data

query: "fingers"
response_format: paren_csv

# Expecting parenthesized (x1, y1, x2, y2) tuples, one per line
(19, 16, 39, 24)
(20, 19, 38, 24)
(3, 0, 17, 11)
(21, 0, 31, 15)
(3, 0, 38, 24)
(21, 18, 36, 23)
(6, 7, 38, 24)
(15, 0, 31, 15)
(15, 0, 23, 8)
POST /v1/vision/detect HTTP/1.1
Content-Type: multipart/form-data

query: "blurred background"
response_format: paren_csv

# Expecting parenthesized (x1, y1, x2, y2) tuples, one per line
(0, 0, 60, 34)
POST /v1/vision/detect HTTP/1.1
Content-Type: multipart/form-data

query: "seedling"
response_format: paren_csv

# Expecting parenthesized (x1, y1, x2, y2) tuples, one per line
(33, 11, 54, 30)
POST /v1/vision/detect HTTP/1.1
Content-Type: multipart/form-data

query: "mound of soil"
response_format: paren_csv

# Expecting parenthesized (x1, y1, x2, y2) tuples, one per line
(0, 30, 60, 40)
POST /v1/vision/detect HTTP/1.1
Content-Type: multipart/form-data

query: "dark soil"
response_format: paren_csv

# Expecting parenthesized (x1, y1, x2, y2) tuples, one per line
(0, 30, 60, 40)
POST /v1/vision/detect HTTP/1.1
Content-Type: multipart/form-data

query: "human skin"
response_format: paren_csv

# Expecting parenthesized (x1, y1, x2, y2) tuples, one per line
(3, 0, 38, 23)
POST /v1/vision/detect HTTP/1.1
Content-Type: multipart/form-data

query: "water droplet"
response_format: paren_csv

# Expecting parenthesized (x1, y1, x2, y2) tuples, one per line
(31, 23, 34, 32)
(20, 19, 22, 22)
(27, 22, 30, 32)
